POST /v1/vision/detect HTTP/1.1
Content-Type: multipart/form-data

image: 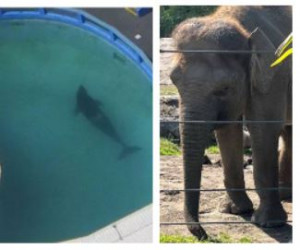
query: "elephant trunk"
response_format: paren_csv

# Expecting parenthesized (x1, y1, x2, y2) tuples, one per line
(180, 104, 215, 240)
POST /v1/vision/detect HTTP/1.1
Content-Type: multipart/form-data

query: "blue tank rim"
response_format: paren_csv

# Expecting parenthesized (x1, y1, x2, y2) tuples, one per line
(0, 8, 152, 82)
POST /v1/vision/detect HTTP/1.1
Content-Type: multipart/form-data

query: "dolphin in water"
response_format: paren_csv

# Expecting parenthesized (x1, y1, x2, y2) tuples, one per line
(76, 85, 141, 159)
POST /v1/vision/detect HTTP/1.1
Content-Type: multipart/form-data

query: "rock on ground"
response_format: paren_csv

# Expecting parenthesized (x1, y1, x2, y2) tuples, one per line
(160, 96, 179, 140)
(160, 38, 176, 86)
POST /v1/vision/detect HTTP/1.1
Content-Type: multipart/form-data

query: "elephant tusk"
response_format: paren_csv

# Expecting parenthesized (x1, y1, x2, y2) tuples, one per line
(271, 48, 293, 67)
(271, 33, 292, 67)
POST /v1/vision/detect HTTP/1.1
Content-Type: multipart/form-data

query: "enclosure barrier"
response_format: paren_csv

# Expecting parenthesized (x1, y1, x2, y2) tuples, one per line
(161, 221, 292, 226)
(160, 48, 292, 229)
(160, 187, 292, 226)
(160, 49, 275, 54)
(160, 120, 292, 124)
(161, 187, 292, 192)
(160, 120, 293, 226)
(0, 8, 152, 80)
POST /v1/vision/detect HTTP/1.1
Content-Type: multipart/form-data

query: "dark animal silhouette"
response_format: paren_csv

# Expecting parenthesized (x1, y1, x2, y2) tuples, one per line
(170, 6, 292, 240)
(76, 85, 141, 159)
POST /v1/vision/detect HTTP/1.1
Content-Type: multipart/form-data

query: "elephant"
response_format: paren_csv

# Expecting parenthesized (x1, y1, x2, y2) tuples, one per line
(169, 6, 292, 240)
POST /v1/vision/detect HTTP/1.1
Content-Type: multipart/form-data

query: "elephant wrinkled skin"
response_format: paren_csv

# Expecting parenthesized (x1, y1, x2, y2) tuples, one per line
(170, 6, 292, 240)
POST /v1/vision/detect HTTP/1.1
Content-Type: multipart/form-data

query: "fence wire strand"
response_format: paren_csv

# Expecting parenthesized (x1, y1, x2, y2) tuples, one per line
(160, 221, 293, 226)
(160, 49, 275, 54)
(161, 187, 292, 192)
(160, 120, 292, 125)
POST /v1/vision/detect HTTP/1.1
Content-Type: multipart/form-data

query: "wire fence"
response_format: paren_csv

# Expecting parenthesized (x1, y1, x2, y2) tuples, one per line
(160, 184, 293, 227)
(160, 121, 292, 227)
(160, 45, 292, 230)
(160, 49, 275, 54)
(161, 221, 292, 226)
(161, 187, 292, 192)
(160, 130, 292, 228)
(161, 120, 292, 125)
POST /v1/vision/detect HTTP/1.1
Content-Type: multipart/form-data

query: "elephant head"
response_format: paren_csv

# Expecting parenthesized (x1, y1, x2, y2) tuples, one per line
(170, 14, 282, 239)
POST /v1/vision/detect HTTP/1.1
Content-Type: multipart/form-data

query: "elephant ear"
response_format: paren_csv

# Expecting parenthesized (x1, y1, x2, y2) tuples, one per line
(249, 27, 278, 94)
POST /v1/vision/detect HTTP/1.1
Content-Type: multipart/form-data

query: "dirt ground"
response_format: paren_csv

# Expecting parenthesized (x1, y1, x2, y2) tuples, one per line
(160, 155, 292, 243)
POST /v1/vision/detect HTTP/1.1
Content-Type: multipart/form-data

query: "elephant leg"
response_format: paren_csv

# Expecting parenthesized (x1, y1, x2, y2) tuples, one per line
(278, 125, 292, 200)
(248, 123, 287, 227)
(216, 124, 253, 214)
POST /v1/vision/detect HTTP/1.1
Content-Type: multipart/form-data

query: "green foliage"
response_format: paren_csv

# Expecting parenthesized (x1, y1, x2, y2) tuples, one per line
(160, 6, 218, 37)
(244, 148, 252, 155)
(160, 85, 179, 96)
(239, 236, 253, 243)
(160, 233, 253, 243)
(216, 232, 233, 243)
(160, 234, 199, 243)
(160, 138, 181, 156)
(206, 145, 220, 154)
(207, 144, 252, 155)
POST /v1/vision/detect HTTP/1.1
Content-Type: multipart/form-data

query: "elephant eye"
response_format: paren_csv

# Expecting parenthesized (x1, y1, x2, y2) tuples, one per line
(213, 86, 230, 97)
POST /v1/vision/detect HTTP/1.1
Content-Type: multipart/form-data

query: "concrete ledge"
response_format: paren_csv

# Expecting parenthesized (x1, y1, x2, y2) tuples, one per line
(67, 204, 152, 243)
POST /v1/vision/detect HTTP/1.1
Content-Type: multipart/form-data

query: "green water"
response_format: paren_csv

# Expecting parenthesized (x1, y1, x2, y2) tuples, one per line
(0, 19, 152, 242)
